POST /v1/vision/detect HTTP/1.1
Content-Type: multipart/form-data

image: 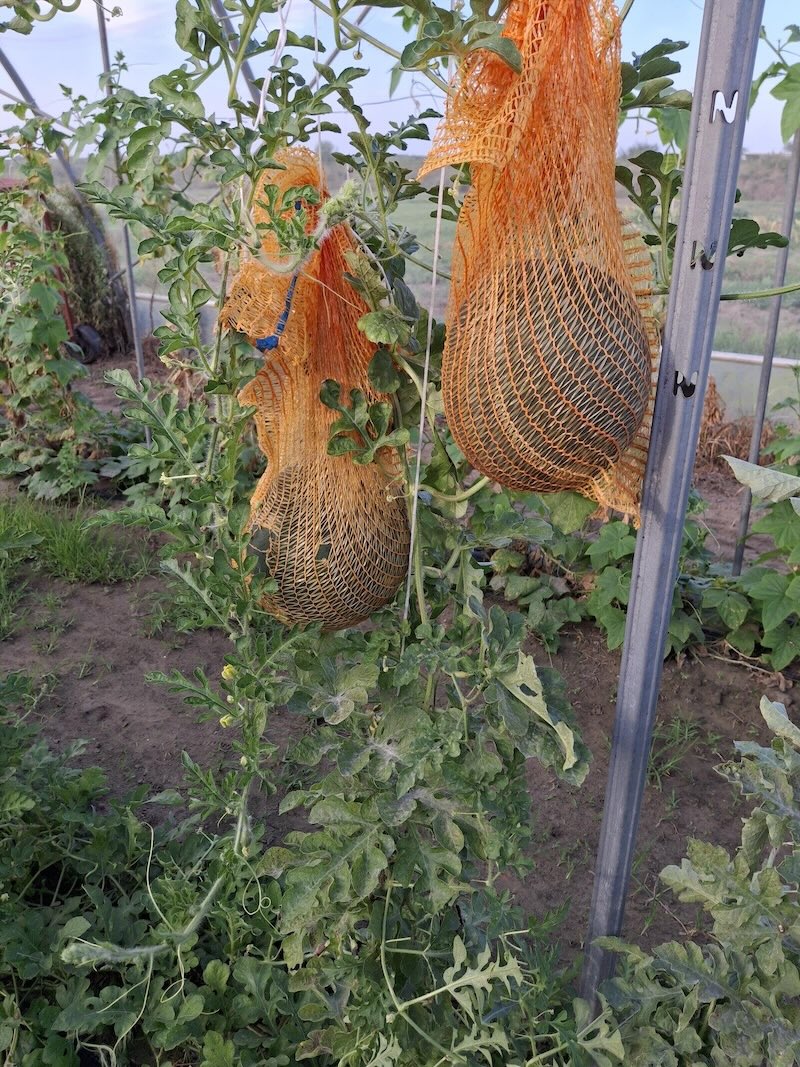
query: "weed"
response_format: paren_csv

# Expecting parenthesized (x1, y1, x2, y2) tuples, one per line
(630, 871, 665, 937)
(648, 716, 701, 789)
(33, 616, 72, 656)
(555, 838, 590, 881)
(0, 559, 26, 640)
(74, 641, 97, 680)
(0, 497, 151, 584)
(32, 592, 66, 634)
(663, 788, 680, 817)
(631, 843, 654, 880)
(39, 591, 65, 614)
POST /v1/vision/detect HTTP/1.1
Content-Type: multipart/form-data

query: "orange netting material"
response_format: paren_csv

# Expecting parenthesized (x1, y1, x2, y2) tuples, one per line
(219, 148, 410, 630)
(419, 0, 660, 514)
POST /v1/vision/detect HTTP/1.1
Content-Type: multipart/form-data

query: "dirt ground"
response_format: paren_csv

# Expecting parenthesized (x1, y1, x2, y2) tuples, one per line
(511, 621, 788, 954)
(2, 462, 796, 959)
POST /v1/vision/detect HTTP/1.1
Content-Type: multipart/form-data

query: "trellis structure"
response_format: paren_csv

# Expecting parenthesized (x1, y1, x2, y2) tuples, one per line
(0, 12, 146, 399)
(580, 0, 768, 1004)
(94, 4, 148, 444)
(0, 0, 787, 1015)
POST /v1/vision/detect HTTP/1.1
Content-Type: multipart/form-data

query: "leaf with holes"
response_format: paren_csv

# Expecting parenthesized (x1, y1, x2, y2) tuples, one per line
(498, 653, 580, 773)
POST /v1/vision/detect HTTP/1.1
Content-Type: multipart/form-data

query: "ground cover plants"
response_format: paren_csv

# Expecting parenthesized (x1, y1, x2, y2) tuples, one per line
(1, 1, 800, 1064)
(492, 431, 800, 670)
(0, 157, 138, 500)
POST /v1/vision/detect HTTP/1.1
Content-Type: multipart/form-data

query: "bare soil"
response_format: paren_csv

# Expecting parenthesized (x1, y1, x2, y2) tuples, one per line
(2, 575, 231, 797)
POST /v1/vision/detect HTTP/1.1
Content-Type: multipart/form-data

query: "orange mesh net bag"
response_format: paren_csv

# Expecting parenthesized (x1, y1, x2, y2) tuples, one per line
(419, 0, 660, 513)
(219, 148, 410, 630)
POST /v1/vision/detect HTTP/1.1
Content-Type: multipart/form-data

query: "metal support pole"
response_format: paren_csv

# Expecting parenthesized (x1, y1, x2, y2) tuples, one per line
(210, 0, 260, 106)
(95, 4, 151, 446)
(580, 0, 766, 1007)
(0, 45, 79, 187)
(0, 44, 129, 332)
(731, 131, 800, 575)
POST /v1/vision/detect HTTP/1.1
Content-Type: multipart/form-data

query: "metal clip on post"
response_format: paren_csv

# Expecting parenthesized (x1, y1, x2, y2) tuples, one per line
(580, 0, 767, 1009)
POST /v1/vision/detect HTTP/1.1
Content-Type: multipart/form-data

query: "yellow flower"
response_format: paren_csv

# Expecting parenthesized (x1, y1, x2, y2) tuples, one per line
(219, 714, 235, 728)
(221, 664, 236, 682)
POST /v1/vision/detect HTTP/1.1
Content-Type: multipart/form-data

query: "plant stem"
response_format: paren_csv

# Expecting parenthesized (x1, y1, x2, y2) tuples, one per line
(720, 280, 800, 301)
(205, 255, 232, 478)
(379, 883, 463, 1062)
(307, 0, 451, 94)
(393, 352, 424, 399)
(227, 7, 262, 106)
(523, 1040, 570, 1065)
(414, 533, 430, 626)
(391, 394, 429, 627)
(619, 0, 636, 22)
(658, 177, 674, 290)
(441, 544, 464, 575)
(406, 251, 452, 281)
(422, 475, 491, 503)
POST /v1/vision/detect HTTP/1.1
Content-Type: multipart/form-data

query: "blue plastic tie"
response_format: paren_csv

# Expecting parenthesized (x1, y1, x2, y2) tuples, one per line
(254, 199, 307, 353)
(255, 269, 300, 353)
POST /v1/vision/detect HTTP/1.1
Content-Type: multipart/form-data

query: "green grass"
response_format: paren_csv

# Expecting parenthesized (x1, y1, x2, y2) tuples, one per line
(0, 559, 27, 640)
(0, 496, 151, 585)
(647, 716, 701, 790)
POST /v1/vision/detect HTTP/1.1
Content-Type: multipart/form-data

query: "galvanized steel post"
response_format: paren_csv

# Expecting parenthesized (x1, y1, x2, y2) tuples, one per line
(580, 0, 766, 1006)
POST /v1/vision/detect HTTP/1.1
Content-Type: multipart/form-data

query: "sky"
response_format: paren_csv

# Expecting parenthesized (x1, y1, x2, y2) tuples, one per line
(0, 0, 797, 155)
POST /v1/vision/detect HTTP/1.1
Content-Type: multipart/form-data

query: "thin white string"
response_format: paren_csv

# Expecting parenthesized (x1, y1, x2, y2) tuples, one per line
(402, 164, 447, 623)
(313, 4, 324, 173)
(257, 0, 294, 127)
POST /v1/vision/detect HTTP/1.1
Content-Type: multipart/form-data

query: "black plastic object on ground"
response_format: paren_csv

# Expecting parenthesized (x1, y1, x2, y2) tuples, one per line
(71, 324, 107, 365)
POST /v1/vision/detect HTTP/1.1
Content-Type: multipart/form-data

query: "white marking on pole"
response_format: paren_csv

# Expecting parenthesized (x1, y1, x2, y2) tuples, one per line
(711, 89, 739, 124)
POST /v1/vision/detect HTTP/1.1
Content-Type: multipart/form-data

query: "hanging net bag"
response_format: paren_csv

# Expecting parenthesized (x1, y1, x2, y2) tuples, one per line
(220, 148, 410, 631)
(419, 0, 659, 513)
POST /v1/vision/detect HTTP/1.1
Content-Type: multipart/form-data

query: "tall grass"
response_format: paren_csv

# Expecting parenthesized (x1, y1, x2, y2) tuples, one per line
(0, 496, 151, 584)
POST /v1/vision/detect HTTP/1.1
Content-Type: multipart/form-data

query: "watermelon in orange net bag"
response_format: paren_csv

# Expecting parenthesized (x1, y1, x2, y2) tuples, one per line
(219, 148, 409, 630)
(419, 0, 660, 514)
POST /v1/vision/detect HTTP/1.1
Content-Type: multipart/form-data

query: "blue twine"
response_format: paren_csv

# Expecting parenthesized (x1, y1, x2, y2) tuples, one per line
(255, 269, 300, 352)
(254, 199, 306, 353)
